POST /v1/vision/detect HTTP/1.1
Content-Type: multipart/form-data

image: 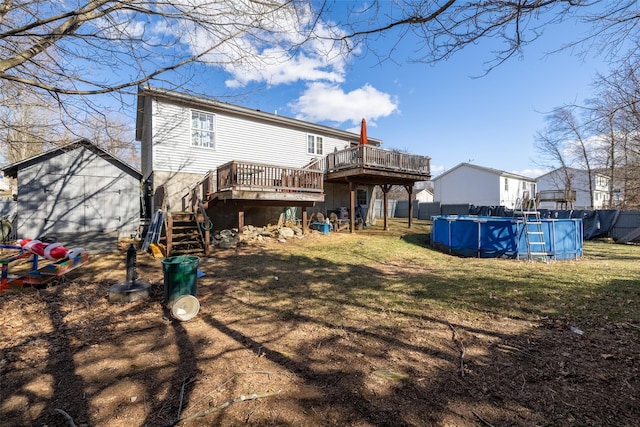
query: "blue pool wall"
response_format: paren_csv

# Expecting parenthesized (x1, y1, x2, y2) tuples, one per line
(431, 215, 583, 260)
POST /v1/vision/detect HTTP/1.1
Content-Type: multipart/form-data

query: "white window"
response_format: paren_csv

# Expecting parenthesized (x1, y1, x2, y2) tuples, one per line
(307, 134, 323, 155)
(504, 178, 509, 191)
(191, 110, 215, 148)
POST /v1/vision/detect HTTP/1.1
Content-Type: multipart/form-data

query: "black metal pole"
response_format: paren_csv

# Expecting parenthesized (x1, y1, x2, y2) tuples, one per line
(126, 244, 137, 287)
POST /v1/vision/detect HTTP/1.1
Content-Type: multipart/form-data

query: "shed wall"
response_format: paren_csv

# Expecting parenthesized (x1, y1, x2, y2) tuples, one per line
(16, 146, 140, 239)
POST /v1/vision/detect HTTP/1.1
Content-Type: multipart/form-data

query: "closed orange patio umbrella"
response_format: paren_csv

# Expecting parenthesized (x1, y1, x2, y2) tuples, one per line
(359, 118, 368, 145)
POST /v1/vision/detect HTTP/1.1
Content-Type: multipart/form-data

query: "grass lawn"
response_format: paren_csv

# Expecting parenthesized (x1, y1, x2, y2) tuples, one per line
(257, 218, 640, 324)
(1, 217, 638, 426)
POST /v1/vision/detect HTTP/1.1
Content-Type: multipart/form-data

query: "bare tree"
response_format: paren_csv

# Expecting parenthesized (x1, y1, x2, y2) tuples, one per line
(3, 1, 640, 97)
(0, 0, 328, 96)
(76, 113, 139, 166)
(534, 108, 578, 190)
(0, 82, 68, 163)
(587, 89, 625, 208)
(1, 1, 331, 162)
(534, 106, 600, 206)
(336, 1, 640, 72)
(2, 0, 640, 169)
(589, 59, 640, 208)
(0, 80, 138, 164)
(536, 51, 640, 210)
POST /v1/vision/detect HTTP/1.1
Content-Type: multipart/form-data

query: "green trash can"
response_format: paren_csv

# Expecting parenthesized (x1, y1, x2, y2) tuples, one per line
(162, 256, 200, 306)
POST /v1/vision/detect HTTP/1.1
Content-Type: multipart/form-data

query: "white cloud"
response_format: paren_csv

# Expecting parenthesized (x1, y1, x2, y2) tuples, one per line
(290, 82, 399, 126)
(141, 2, 400, 129)
(224, 50, 345, 88)
(162, 1, 352, 88)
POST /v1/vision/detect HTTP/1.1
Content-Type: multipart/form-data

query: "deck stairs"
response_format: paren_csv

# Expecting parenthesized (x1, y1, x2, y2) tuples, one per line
(514, 194, 550, 262)
(163, 211, 208, 257)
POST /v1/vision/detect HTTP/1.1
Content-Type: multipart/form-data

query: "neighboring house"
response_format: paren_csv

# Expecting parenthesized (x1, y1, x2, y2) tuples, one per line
(136, 86, 431, 231)
(414, 186, 434, 204)
(1, 139, 142, 240)
(536, 167, 611, 209)
(432, 163, 536, 209)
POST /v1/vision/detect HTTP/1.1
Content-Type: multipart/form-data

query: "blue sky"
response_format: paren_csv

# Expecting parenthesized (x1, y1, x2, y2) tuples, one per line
(151, 2, 610, 179)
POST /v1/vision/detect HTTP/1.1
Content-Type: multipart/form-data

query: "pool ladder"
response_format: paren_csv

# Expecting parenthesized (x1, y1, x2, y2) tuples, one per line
(517, 209, 549, 262)
(515, 193, 549, 261)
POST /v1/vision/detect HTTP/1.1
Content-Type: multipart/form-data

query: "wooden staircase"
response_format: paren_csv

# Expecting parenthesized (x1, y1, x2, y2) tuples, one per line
(163, 212, 209, 257)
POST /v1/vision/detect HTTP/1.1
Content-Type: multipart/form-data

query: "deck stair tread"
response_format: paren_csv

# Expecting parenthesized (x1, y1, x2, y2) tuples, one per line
(163, 211, 206, 257)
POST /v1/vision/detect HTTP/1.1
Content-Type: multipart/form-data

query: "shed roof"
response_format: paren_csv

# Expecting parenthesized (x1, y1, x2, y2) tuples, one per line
(1, 138, 142, 179)
(136, 85, 383, 146)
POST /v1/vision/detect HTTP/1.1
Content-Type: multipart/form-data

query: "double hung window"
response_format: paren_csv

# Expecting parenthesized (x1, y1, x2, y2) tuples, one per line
(307, 134, 323, 155)
(192, 110, 215, 148)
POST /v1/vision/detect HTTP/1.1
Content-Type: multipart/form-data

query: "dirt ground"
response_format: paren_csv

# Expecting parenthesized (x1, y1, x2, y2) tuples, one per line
(1, 237, 639, 427)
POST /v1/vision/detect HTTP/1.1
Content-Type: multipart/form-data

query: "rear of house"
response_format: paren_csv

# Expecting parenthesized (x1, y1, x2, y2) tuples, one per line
(136, 86, 398, 228)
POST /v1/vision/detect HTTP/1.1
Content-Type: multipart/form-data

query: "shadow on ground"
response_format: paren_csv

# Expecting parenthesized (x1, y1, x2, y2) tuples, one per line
(0, 221, 638, 426)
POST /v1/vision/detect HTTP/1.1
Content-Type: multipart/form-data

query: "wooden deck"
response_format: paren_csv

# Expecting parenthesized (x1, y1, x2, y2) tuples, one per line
(538, 189, 577, 209)
(186, 147, 431, 203)
(214, 161, 324, 203)
(182, 147, 431, 232)
(322, 145, 431, 184)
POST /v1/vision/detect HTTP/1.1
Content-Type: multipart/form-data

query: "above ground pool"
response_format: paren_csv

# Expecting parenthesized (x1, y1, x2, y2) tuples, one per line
(431, 215, 583, 260)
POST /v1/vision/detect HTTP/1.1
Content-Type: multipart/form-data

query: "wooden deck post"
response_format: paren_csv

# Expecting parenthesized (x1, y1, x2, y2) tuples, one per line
(204, 227, 210, 256)
(405, 184, 414, 229)
(238, 209, 245, 233)
(349, 181, 356, 233)
(231, 162, 238, 185)
(301, 207, 308, 234)
(381, 184, 391, 231)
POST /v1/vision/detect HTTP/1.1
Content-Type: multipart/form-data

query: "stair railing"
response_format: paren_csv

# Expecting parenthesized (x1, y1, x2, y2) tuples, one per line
(194, 192, 211, 256)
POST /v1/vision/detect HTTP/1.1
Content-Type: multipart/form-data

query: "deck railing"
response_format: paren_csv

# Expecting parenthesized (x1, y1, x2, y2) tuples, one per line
(538, 189, 577, 202)
(216, 161, 324, 193)
(326, 145, 430, 175)
(181, 147, 428, 206)
(181, 170, 215, 211)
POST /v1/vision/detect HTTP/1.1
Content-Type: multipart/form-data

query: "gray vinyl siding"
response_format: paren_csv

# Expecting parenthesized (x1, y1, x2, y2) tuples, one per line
(151, 97, 351, 174)
(15, 145, 140, 239)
